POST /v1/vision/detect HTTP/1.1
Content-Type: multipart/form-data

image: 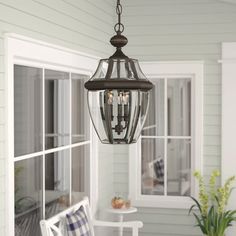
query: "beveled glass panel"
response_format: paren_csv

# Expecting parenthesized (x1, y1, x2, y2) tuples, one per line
(167, 79, 191, 136)
(167, 139, 191, 196)
(90, 58, 147, 81)
(71, 144, 90, 204)
(88, 89, 149, 144)
(14, 65, 43, 156)
(71, 74, 90, 143)
(45, 69, 70, 149)
(142, 79, 164, 136)
(15, 156, 42, 236)
(45, 150, 70, 219)
(141, 138, 164, 195)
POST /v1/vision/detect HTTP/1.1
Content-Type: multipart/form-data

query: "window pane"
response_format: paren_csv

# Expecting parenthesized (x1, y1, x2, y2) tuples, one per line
(14, 65, 43, 156)
(167, 79, 191, 136)
(71, 74, 90, 143)
(45, 69, 70, 150)
(45, 149, 70, 219)
(15, 156, 42, 236)
(167, 139, 191, 196)
(141, 138, 164, 195)
(142, 79, 164, 136)
(71, 145, 90, 204)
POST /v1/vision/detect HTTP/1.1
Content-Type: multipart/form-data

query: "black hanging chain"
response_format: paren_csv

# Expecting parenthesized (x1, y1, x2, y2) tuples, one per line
(110, 0, 128, 54)
(114, 0, 124, 34)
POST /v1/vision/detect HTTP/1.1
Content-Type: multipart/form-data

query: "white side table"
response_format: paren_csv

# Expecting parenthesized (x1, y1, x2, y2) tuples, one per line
(106, 207, 137, 236)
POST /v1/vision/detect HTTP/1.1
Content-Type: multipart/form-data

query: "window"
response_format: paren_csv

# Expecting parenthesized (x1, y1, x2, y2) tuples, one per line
(6, 35, 98, 236)
(14, 66, 90, 235)
(129, 61, 203, 208)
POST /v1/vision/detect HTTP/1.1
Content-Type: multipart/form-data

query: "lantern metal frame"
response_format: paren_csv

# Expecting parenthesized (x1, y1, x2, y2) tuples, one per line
(84, 0, 153, 144)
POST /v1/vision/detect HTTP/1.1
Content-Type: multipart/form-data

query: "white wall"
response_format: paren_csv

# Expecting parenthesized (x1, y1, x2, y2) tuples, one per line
(0, 0, 114, 234)
(112, 0, 236, 235)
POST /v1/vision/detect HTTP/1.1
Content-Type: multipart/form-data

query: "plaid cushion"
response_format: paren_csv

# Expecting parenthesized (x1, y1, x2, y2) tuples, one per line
(154, 159, 164, 182)
(65, 206, 92, 236)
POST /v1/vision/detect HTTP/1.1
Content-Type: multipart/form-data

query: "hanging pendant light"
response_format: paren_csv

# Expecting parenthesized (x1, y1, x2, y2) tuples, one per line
(84, 0, 153, 144)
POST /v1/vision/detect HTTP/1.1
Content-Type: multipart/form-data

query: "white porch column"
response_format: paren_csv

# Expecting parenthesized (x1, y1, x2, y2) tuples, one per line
(221, 42, 236, 236)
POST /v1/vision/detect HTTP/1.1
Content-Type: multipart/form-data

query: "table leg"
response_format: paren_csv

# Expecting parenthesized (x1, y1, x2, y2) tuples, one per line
(118, 214, 124, 236)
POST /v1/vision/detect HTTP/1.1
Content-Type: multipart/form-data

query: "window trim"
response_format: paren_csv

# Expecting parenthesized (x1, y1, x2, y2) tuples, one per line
(129, 61, 204, 209)
(5, 34, 99, 236)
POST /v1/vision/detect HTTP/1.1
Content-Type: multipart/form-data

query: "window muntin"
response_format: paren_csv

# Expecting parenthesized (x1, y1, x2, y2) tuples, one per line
(141, 78, 192, 197)
(14, 65, 90, 236)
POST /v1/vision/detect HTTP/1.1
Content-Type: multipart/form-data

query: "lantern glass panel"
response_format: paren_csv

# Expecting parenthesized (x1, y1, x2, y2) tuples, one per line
(87, 89, 149, 144)
(91, 59, 147, 81)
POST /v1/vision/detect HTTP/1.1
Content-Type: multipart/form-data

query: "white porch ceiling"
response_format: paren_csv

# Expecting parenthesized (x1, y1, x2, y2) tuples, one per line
(218, 0, 236, 4)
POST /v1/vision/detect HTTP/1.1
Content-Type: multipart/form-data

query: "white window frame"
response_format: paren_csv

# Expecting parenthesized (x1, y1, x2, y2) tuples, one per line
(221, 42, 236, 236)
(5, 34, 99, 236)
(129, 61, 204, 209)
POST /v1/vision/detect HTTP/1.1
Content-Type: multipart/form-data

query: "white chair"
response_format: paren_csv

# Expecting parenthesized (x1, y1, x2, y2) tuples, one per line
(40, 197, 143, 236)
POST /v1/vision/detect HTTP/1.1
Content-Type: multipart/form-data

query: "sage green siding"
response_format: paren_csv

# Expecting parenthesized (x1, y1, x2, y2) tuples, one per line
(112, 0, 236, 235)
(1, 1, 236, 236)
(0, 0, 114, 234)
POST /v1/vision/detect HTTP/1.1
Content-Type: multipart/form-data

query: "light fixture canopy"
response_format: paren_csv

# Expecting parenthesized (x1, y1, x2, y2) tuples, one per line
(84, 0, 153, 144)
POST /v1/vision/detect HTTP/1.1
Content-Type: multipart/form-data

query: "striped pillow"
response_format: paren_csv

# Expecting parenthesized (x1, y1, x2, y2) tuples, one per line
(65, 206, 92, 236)
(154, 158, 164, 183)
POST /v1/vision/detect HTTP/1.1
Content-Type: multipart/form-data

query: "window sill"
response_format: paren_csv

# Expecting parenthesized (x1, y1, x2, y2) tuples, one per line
(131, 195, 194, 209)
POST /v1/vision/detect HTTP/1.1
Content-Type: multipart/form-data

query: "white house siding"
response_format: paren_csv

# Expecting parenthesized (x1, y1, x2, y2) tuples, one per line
(0, 0, 114, 235)
(112, 0, 236, 235)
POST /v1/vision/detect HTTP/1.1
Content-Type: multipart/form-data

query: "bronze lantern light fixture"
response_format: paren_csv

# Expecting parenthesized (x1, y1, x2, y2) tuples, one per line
(84, 0, 153, 144)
